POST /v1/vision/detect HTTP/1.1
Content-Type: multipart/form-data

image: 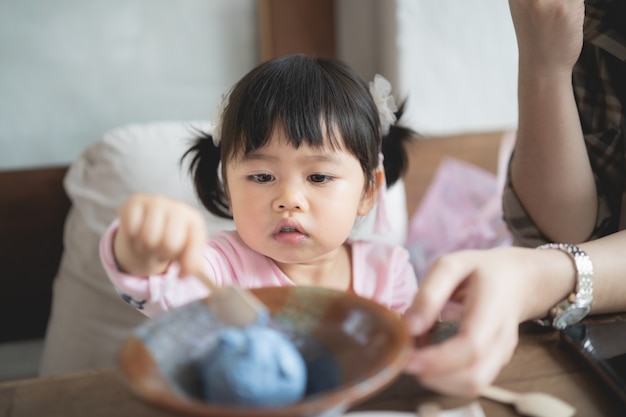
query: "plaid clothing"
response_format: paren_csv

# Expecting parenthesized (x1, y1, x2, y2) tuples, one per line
(503, 0, 626, 247)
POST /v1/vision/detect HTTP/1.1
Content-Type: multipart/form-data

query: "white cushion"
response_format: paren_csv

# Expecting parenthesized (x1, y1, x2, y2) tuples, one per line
(39, 120, 407, 375)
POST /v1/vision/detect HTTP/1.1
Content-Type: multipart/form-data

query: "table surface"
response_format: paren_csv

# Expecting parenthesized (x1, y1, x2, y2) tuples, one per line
(1, 322, 625, 417)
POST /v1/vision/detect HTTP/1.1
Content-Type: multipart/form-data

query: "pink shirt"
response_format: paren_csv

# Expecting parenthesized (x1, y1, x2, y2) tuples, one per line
(100, 223, 418, 317)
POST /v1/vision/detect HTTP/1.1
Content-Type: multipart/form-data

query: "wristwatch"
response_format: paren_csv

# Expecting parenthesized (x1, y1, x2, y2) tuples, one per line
(536, 243, 594, 330)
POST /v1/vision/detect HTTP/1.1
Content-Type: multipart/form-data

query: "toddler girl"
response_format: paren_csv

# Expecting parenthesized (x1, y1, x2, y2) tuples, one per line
(100, 54, 418, 317)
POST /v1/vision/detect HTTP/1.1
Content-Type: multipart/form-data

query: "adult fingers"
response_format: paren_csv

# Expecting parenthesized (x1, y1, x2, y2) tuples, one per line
(407, 319, 518, 397)
(407, 318, 516, 377)
(413, 340, 510, 397)
(404, 251, 479, 335)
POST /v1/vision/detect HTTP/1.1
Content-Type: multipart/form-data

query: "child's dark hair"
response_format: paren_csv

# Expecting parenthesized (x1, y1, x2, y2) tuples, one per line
(184, 54, 417, 219)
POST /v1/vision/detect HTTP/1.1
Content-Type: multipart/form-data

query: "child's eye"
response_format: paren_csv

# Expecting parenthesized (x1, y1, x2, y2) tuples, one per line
(249, 173, 274, 183)
(309, 174, 332, 184)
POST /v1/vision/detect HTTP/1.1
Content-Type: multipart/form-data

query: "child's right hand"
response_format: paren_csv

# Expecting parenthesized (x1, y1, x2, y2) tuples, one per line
(113, 193, 208, 278)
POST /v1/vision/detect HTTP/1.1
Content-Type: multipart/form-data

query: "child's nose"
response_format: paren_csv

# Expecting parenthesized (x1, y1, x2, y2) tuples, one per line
(272, 184, 307, 211)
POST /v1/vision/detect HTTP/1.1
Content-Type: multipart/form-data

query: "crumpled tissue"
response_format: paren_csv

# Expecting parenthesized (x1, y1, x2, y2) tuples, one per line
(406, 133, 515, 282)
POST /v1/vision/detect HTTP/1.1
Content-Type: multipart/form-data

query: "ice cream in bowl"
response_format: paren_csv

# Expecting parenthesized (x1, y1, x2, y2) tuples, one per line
(118, 286, 411, 417)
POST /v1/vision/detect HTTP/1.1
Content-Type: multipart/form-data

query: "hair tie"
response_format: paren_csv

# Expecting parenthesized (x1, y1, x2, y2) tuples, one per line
(369, 74, 398, 135)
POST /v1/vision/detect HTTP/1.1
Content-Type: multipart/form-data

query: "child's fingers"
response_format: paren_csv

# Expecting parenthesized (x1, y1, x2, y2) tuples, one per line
(141, 201, 167, 249)
(149, 201, 206, 274)
(178, 216, 208, 277)
(118, 195, 147, 237)
(115, 193, 208, 277)
(161, 210, 187, 257)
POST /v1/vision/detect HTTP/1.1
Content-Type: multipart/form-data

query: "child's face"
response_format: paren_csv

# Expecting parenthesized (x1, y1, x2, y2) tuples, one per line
(224, 127, 377, 266)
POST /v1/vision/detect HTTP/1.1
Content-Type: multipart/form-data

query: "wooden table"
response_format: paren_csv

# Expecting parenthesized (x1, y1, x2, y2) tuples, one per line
(1, 323, 624, 417)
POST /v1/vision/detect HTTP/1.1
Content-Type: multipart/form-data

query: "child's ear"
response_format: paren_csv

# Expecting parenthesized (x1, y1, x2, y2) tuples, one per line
(357, 168, 384, 216)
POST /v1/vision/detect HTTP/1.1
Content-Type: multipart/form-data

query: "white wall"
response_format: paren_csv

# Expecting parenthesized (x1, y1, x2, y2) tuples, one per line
(338, 0, 519, 136)
(2, 0, 520, 170)
(0, 0, 258, 169)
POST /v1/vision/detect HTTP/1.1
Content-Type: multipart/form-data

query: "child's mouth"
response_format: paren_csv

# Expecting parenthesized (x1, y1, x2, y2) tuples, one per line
(273, 225, 308, 244)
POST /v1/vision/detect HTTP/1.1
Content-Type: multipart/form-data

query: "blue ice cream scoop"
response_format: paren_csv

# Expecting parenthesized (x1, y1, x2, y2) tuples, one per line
(200, 325, 307, 407)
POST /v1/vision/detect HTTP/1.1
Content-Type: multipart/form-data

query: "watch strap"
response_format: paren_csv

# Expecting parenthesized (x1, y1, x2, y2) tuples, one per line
(534, 243, 594, 328)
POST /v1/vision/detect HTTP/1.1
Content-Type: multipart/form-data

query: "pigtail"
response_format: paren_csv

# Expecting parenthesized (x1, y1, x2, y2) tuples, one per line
(181, 129, 232, 219)
(381, 101, 419, 187)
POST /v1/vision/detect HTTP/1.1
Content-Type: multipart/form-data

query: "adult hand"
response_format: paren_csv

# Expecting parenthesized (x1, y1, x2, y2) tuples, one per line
(508, 0, 584, 76)
(114, 193, 208, 278)
(403, 246, 569, 397)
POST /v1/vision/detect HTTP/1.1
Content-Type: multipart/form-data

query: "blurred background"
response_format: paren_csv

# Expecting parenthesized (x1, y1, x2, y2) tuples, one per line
(0, 0, 518, 170)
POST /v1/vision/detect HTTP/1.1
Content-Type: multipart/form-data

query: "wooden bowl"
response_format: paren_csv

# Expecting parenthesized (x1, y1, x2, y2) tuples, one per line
(118, 286, 411, 417)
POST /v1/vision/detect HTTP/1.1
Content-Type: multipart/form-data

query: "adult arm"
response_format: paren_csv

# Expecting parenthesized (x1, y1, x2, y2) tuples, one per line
(508, 0, 598, 242)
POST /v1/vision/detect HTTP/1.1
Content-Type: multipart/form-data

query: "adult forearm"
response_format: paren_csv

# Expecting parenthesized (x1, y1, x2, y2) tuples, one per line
(580, 231, 626, 315)
(511, 68, 597, 242)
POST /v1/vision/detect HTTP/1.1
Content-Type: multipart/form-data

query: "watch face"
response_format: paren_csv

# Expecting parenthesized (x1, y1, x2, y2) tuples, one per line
(554, 306, 591, 330)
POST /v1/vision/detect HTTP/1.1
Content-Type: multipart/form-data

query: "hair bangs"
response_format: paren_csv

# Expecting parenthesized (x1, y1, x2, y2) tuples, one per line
(186, 54, 417, 219)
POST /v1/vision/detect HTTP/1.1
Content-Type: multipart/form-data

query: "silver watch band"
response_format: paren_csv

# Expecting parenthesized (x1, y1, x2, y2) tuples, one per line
(534, 243, 594, 329)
